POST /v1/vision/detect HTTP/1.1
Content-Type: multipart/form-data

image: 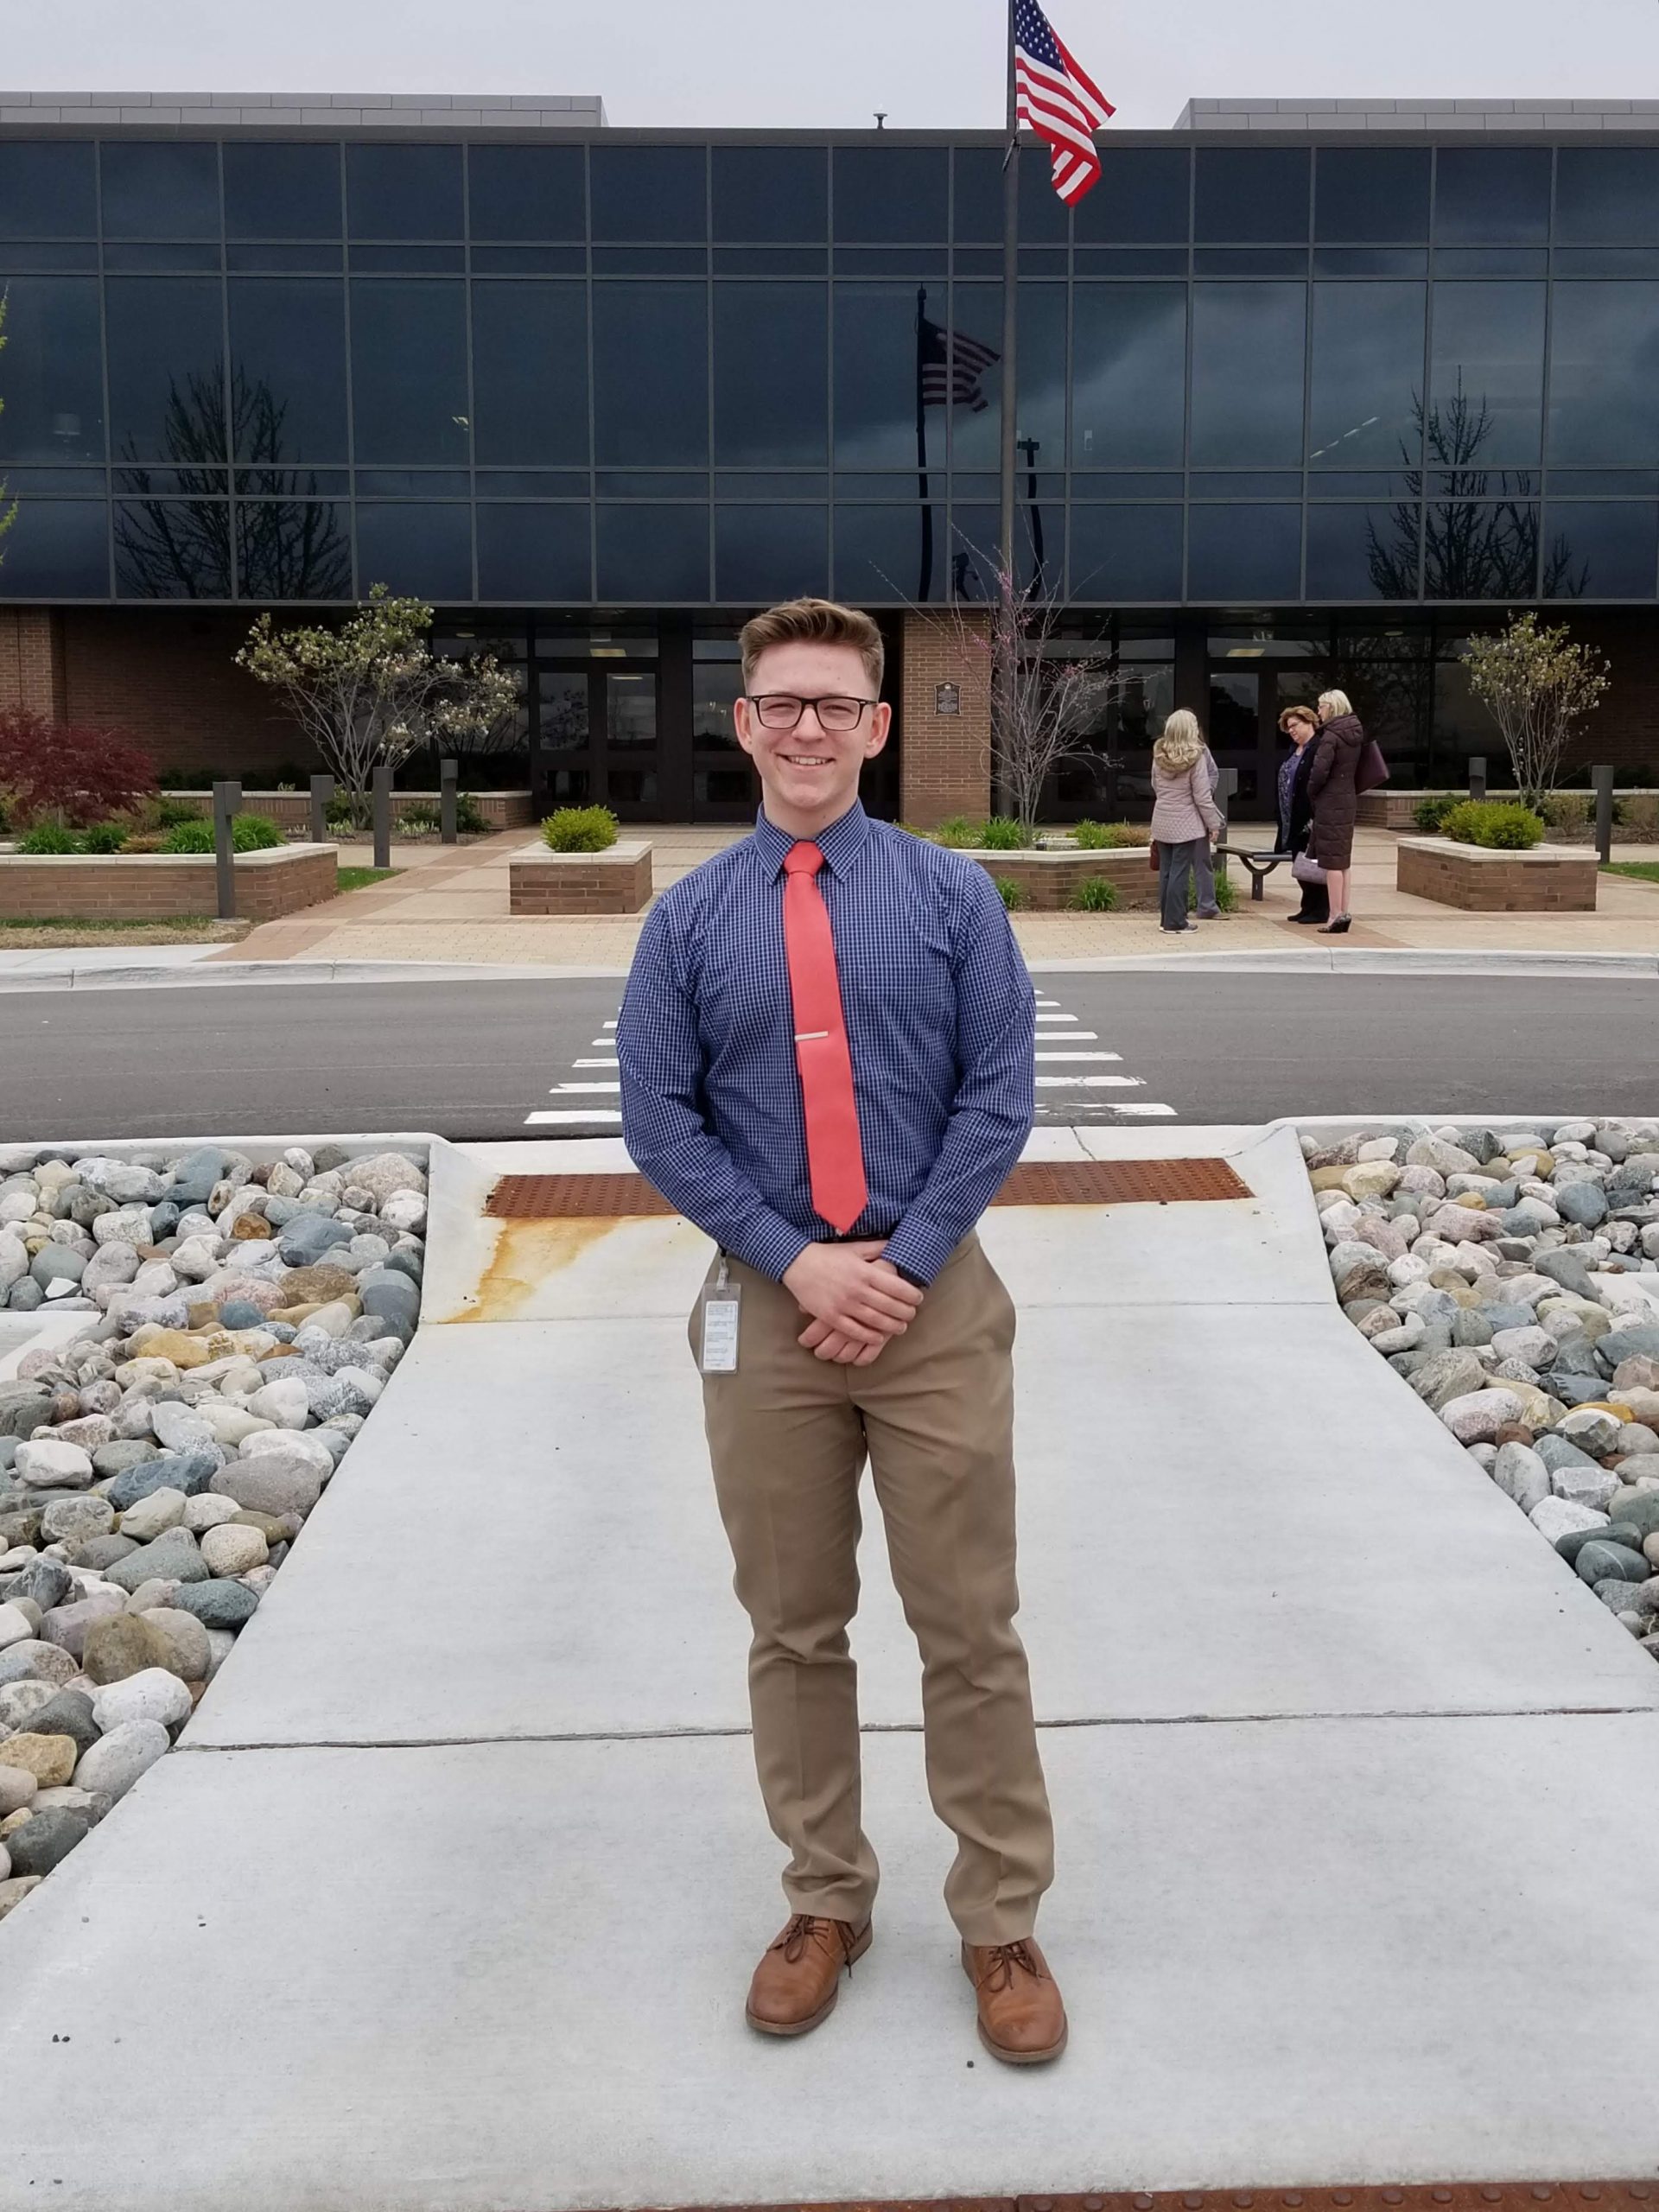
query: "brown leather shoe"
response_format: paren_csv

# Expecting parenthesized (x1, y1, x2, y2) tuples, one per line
(961, 1936, 1068, 2064)
(746, 1913, 873, 2037)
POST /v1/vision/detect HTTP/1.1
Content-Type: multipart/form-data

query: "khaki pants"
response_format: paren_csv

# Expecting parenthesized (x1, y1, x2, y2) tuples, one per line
(693, 1233, 1053, 1946)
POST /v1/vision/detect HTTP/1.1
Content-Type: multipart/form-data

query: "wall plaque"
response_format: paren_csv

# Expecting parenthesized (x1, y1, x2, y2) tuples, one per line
(934, 682, 961, 715)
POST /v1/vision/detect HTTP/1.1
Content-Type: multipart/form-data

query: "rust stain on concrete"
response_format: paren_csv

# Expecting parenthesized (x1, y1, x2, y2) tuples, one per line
(447, 1212, 623, 1324)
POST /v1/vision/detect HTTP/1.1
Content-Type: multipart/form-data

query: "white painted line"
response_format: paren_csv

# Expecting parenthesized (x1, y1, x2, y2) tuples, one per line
(1044, 1029, 1098, 1040)
(524, 1109, 625, 1126)
(1033, 1051, 1122, 1063)
(575, 1057, 620, 1068)
(1113, 1103, 1179, 1116)
(1034, 1074, 1144, 1090)
(550, 1080, 622, 1094)
(589, 1037, 615, 1046)
(1034, 1013, 1077, 1022)
(602, 1019, 617, 1027)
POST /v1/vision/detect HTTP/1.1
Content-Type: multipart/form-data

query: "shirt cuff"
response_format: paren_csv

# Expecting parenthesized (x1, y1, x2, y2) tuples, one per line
(725, 1212, 816, 1284)
(880, 1213, 963, 1287)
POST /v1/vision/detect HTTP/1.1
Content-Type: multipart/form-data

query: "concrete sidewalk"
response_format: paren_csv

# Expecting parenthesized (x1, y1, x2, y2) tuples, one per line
(4, 1124, 1659, 2207)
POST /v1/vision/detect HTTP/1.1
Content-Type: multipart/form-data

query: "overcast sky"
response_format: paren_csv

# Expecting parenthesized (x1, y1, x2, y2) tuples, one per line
(5, 0, 1659, 130)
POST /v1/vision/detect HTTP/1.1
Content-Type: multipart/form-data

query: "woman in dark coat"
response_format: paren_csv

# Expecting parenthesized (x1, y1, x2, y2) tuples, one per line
(1277, 704, 1328, 925)
(1306, 689, 1365, 935)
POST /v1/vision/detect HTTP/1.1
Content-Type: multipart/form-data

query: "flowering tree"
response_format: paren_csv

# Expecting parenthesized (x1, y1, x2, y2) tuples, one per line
(1461, 613, 1610, 810)
(236, 586, 518, 821)
(0, 708, 156, 829)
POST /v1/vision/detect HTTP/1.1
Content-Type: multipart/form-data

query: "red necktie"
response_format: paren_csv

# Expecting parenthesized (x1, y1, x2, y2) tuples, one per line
(781, 841, 868, 1235)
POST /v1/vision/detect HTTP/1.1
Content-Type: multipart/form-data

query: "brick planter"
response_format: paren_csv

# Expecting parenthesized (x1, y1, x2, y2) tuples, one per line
(968, 846, 1159, 912)
(510, 840, 653, 915)
(1396, 836, 1599, 912)
(0, 843, 338, 922)
(160, 789, 537, 834)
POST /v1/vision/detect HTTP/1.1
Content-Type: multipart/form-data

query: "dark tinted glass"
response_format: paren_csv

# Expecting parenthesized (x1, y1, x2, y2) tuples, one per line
(952, 148, 1004, 244)
(228, 278, 348, 463)
(1069, 504, 1183, 601)
(1074, 148, 1190, 244)
(713, 283, 828, 464)
(238, 499, 353, 598)
(1195, 149, 1309, 244)
(471, 282, 589, 465)
(715, 505, 830, 599)
(114, 499, 232, 597)
(1187, 504, 1302, 599)
(834, 148, 947, 242)
(1306, 503, 1420, 598)
(0, 143, 96, 239)
(477, 504, 592, 598)
(224, 144, 342, 239)
(1315, 148, 1430, 242)
(593, 285, 708, 464)
(105, 277, 226, 462)
(1548, 281, 1659, 466)
(350, 280, 469, 463)
(591, 147, 707, 242)
(0, 276, 105, 462)
(0, 499, 107, 595)
(941, 283, 1003, 471)
(597, 504, 709, 597)
(346, 145, 463, 240)
(1308, 282, 1426, 467)
(467, 144, 585, 240)
(1556, 149, 1659, 245)
(833, 283, 926, 467)
(1544, 500, 1658, 597)
(1190, 283, 1306, 464)
(101, 143, 220, 241)
(1071, 284, 1186, 467)
(1018, 146, 1071, 244)
(355, 501, 472, 597)
(833, 504, 941, 601)
(1434, 149, 1551, 245)
(712, 147, 827, 242)
(1424, 501, 1541, 596)
(1016, 282, 1067, 464)
(1429, 283, 1546, 467)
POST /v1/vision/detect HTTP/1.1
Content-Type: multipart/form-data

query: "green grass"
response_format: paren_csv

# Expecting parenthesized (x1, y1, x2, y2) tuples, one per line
(336, 866, 401, 893)
(1603, 861, 1659, 885)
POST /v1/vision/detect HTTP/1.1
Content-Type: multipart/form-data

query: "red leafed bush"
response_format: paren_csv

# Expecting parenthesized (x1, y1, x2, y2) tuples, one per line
(0, 706, 158, 830)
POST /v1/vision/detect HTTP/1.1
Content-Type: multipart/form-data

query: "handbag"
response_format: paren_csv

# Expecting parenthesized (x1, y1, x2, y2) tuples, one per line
(1354, 738, 1390, 795)
(1147, 841, 1160, 870)
(1292, 850, 1327, 885)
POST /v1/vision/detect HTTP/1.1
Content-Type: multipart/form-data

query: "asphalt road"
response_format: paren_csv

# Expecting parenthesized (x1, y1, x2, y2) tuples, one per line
(4, 971, 1657, 1142)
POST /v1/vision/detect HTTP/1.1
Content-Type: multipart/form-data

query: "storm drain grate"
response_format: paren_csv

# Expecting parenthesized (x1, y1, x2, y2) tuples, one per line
(485, 1158, 1249, 1221)
(601, 2188, 1659, 2212)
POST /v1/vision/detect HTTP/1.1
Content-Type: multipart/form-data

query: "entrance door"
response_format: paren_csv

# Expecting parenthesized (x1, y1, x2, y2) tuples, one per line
(531, 661, 662, 818)
(1205, 668, 1273, 815)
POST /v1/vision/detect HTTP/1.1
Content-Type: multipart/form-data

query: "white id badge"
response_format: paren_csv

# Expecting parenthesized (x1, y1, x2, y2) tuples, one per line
(698, 1261, 741, 1374)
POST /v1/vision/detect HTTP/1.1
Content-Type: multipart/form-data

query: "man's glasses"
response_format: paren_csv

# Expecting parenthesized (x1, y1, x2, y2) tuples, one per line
(747, 693, 878, 733)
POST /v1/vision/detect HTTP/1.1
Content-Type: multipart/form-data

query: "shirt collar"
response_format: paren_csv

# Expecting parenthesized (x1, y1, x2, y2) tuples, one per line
(753, 798, 872, 881)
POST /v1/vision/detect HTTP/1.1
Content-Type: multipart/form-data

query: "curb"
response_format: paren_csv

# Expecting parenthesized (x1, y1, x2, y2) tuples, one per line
(0, 957, 633, 993)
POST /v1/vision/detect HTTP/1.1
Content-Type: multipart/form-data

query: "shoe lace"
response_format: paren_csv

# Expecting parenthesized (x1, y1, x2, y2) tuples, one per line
(979, 1940, 1045, 1993)
(774, 1914, 857, 1968)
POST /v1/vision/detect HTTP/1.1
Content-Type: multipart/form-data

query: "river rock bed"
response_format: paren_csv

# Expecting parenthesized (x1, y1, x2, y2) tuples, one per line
(1310, 1118, 1659, 1648)
(0, 1140, 427, 1922)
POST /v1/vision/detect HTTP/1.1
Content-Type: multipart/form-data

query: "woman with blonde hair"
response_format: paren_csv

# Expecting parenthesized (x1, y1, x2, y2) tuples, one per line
(1306, 689, 1365, 934)
(1149, 709, 1224, 934)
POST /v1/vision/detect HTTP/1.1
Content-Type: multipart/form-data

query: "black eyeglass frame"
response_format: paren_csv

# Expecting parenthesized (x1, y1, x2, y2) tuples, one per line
(745, 692, 881, 731)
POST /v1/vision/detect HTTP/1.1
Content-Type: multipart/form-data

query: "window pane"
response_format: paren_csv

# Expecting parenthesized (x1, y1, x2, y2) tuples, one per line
(693, 656, 742, 745)
(0, 276, 105, 462)
(607, 670, 658, 747)
(101, 143, 220, 241)
(1424, 501, 1541, 597)
(1074, 148, 1190, 244)
(591, 147, 706, 242)
(228, 278, 347, 464)
(713, 147, 826, 243)
(1187, 505, 1302, 600)
(1429, 283, 1546, 467)
(355, 502, 472, 599)
(1191, 283, 1306, 464)
(1016, 282, 1066, 467)
(1547, 282, 1659, 466)
(1307, 503, 1421, 598)
(1195, 149, 1309, 244)
(941, 282, 1004, 471)
(478, 504, 592, 599)
(1017, 147, 1071, 245)
(833, 148, 947, 242)
(1543, 500, 1658, 598)
(114, 500, 232, 597)
(1071, 284, 1186, 467)
(350, 281, 468, 464)
(1435, 149, 1550, 245)
(105, 277, 226, 463)
(593, 285, 708, 464)
(834, 283, 922, 467)
(714, 283, 828, 464)
(472, 282, 589, 465)
(467, 145, 585, 241)
(715, 505, 829, 599)
(597, 504, 709, 598)
(834, 504, 942, 601)
(1556, 149, 1659, 245)
(1315, 149, 1429, 243)
(537, 671, 590, 753)
(0, 143, 96, 239)
(237, 500, 352, 599)
(346, 146, 463, 241)
(224, 144, 341, 240)
(951, 148, 1004, 245)
(1308, 283, 1425, 468)
(1069, 505, 1183, 601)
(0, 500, 107, 595)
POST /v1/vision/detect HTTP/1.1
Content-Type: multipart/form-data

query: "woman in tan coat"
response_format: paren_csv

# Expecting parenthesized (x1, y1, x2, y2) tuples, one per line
(1149, 709, 1224, 934)
(1306, 689, 1365, 934)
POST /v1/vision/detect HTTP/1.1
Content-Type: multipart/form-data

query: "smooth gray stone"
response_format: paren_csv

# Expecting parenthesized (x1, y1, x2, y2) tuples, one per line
(276, 1213, 354, 1266)
(7, 1281, 44, 1312)
(1452, 1311, 1495, 1347)
(71, 1534, 138, 1572)
(1475, 1304, 1538, 1333)
(168, 1579, 258, 1630)
(1541, 1373, 1621, 1408)
(1557, 1182, 1611, 1229)
(1537, 1433, 1600, 1474)
(1575, 1540, 1649, 1585)
(23, 1688, 99, 1755)
(1535, 1248, 1598, 1300)
(105, 1452, 219, 1511)
(103, 1528, 209, 1594)
(4, 1808, 89, 1876)
(1602, 1324, 1659, 1367)
(29, 1244, 87, 1288)
(4, 1558, 72, 1613)
(0, 1386, 49, 1439)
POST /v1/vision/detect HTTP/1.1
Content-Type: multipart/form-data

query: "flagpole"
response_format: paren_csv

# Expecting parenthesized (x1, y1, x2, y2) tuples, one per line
(915, 283, 934, 602)
(995, 0, 1020, 780)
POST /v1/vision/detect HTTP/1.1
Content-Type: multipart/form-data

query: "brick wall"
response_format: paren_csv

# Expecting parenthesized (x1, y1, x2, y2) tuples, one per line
(1571, 617, 1659, 776)
(899, 612, 992, 828)
(510, 842, 652, 915)
(1397, 838, 1598, 912)
(969, 846, 1159, 912)
(0, 844, 336, 922)
(0, 608, 67, 719)
(58, 610, 314, 777)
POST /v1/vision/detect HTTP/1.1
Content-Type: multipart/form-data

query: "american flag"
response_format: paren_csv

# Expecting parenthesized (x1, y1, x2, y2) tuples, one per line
(918, 312, 1000, 413)
(1014, 0, 1115, 205)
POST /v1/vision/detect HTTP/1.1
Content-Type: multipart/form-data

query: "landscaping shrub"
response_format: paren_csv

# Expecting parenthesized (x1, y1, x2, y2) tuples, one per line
(163, 812, 284, 855)
(1071, 819, 1143, 850)
(0, 707, 156, 829)
(993, 874, 1029, 910)
(16, 822, 79, 855)
(1413, 794, 1459, 832)
(398, 801, 442, 836)
(1620, 793, 1659, 840)
(1067, 875, 1118, 912)
(931, 817, 980, 849)
(1188, 865, 1237, 912)
(1439, 799, 1547, 849)
(150, 795, 203, 830)
(977, 816, 1031, 850)
(455, 791, 489, 835)
(542, 804, 619, 853)
(78, 822, 128, 854)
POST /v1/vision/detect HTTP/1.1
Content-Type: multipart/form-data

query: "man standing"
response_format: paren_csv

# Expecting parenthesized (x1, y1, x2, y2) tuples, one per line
(617, 597, 1064, 2065)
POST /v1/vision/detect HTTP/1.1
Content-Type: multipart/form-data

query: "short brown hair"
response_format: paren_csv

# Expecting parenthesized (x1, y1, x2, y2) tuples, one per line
(1280, 703, 1318, 734)
(739, 597, 885, 694)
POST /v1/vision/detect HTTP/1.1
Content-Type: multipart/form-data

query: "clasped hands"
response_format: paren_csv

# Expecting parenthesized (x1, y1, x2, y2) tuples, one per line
(781, 1239, 924, 1366)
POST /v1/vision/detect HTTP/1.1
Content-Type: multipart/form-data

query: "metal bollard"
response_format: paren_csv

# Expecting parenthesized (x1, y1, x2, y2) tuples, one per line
(372, 766, 392, 871)
(440, 757, 458, 844)
(309, 772, 334, 845)
(1593, 763, 1615, 865)
(1469, 755, 1487, 804)
(212, 779, 238, 921)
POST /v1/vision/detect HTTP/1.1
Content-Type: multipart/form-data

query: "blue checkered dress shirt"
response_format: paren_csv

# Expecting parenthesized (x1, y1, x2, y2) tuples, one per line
(616, 801, 1035, 1285)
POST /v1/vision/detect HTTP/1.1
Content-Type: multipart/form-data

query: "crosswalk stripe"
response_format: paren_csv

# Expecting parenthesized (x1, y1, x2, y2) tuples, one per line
(1113, 1103, 1179, 1116)
(1034, 1074, 1144, 1089)
(1033, 1050, 1120, 1062)
(575, 1057, 620, 1068)
(524, 1109, 624, 1125)
(1034, 1013, 1077, 1022)
(551, 1080, 622, 1094)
